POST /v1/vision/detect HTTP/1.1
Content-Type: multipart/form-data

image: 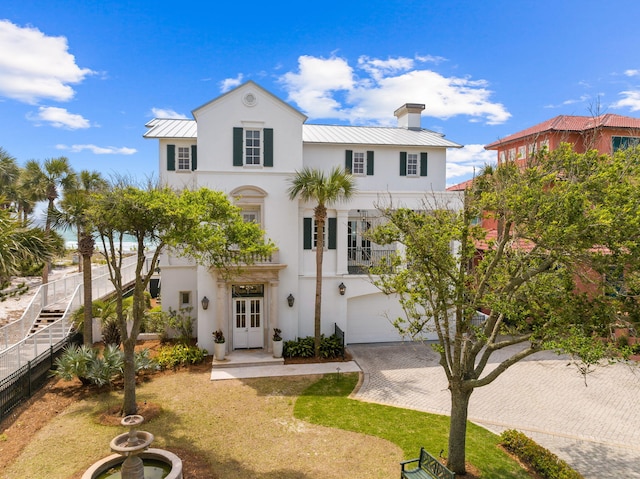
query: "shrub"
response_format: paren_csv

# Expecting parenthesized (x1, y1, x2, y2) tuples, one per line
(500, 429, 584, 479)
(284, 334, 344, 359)
(51, 344, 157, 387)
(156, 344, 208, 369)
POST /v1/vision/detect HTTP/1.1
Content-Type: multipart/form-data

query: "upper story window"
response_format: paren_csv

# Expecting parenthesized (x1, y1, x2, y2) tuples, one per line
(166, 144, 197, 172)
(177, 147, 191, 170)
(407, 153, 419, 176)
(352, 152, 365, 175)
(517, 146, 526, 160)
(499, 151, 506, 164)
(245, 129, 261, 165)
(539, 139, 549, 151)
(345, 150, 374, 176)
(612, 136, 640, 152)
(399, 151, 428, 177)
(508, 148, 516, 161)
(233, 127, 274, 167)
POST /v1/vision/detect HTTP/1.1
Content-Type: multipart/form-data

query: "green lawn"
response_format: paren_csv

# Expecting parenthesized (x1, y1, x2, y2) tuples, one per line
(295, 372, 531, 478)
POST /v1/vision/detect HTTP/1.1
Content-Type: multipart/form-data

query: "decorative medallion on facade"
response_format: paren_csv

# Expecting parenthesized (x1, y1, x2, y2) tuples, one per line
(243, 92, 257, 107)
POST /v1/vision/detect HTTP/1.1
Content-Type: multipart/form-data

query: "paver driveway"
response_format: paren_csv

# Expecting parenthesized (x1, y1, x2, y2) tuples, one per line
(348, 342, 640, 479)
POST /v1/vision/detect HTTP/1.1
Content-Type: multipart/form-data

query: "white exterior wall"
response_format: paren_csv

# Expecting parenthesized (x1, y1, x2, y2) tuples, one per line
(303, 143, 447, 192)
(147, 81, 462, 348)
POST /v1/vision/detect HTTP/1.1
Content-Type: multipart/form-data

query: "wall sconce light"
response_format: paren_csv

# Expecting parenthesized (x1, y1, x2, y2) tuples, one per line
(338, 282, 346, 296)
(287, 293, 295, 307)
(201, 296, 209, 310)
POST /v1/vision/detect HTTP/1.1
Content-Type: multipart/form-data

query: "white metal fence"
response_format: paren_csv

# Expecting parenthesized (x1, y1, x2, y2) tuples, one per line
(0, 254, 145, 380)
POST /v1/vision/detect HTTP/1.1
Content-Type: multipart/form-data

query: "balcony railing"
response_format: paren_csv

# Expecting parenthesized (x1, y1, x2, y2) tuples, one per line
(347, 248, 394, 274)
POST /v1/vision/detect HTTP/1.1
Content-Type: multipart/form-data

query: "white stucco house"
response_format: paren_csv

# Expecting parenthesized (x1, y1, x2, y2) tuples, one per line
(143, 81, 463, 354)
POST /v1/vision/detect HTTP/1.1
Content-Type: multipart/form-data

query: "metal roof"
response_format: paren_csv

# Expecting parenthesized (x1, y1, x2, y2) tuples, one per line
(143, 119, 462, 149)
(143, 119, 197, 138)
(302, 124, 461, 148)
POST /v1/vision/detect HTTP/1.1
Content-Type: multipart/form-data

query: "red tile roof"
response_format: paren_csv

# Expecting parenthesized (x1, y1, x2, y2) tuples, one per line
(485, 114, 640, 149)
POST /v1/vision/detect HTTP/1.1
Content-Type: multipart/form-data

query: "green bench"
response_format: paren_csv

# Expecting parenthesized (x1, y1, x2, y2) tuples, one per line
(400, 447, 455, 479)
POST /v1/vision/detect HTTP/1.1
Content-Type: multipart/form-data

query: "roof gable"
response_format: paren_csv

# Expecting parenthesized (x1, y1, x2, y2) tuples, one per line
(191, 80, 307, 122)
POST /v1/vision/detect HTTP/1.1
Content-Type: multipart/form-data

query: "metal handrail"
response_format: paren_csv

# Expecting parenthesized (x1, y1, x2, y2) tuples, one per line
(0, 255, 139, 349)
(0, 252, 147, 379)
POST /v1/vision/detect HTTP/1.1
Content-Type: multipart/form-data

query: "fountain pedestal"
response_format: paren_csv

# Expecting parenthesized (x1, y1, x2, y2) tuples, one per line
(82, 414, 183, 479)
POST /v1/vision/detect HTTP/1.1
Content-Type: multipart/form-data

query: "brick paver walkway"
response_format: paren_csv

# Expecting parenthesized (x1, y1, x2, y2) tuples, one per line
(348, 342, 640, 479)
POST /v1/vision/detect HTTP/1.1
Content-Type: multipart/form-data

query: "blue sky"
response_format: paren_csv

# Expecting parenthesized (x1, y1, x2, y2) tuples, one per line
(2, 0, 640, 187)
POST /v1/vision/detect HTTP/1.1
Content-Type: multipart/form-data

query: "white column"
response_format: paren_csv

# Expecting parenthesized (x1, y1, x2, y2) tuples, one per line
(269, 281, 279, 352)
(336, 209, 349, 275)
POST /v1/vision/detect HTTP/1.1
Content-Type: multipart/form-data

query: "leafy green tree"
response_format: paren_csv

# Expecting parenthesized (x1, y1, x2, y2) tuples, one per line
(19, 157, 75, 284)
(369, 144, 640, 474)
(55, 170, 108, 345)
(90, 180, 274, 415)
(288, 167, 356, 357)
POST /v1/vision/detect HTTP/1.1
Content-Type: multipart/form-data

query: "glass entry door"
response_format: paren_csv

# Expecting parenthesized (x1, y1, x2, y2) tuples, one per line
(232, 284, 264, 349)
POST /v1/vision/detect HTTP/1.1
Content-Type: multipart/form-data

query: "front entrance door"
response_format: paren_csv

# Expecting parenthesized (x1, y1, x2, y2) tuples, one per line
(232, 284, 264, 349)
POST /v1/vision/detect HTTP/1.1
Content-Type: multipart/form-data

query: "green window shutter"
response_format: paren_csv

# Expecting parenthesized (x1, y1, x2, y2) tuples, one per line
(167, 145, 175, 171)
(303, 217, 312, 250)
(345, 150, 353, 172)
(264, 128, 273, 167)
(420, 152, 428, 176)
(328, 217, 337, 250)
(399, 152, 407, 176)
(366, 150, 374, 176)
(233, 127, 243, 166)
(191, 145, 198, 170)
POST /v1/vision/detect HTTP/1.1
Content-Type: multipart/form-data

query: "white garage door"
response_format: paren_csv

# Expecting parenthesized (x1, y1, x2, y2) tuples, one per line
(346, 293, 406, 343)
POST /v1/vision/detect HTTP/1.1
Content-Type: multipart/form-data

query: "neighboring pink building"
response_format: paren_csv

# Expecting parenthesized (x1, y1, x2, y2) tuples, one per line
(485, 113, 640, 167)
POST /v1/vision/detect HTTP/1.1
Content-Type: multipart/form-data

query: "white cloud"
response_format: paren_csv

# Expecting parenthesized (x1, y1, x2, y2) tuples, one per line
(624, 70, 640, 77)
(56, 144, 137, 155)
(446, 144, 496, 185)
(279, 54, 510, 125)
(0, 20, 93, 103)
(150, 107, 188, 119)
(280, 55, 355, 119)
(28, 106, 90, 129)
(220, 74, 244, 93)
(612, 90, 640, 111)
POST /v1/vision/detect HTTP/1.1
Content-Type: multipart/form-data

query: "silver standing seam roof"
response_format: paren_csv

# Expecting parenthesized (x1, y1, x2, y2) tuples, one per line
(144, 119, 462, 148)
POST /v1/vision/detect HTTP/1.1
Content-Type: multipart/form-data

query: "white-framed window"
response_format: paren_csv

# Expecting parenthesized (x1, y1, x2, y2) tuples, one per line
(517, 145, 526, 160)
(508, 148, 516, 161)
(245, 129, 261, 165)
(528, 143, 536, 156)
(241, 206, 261, 225)
(177, 147, 191, 171)
(407, 153, 418, 176)
(179, 291, 192, 307)
(499, 151, 506, 164)
(539, 139, 549, 151)
(313, 219, 327, 249)
(352, 152, 365, 175)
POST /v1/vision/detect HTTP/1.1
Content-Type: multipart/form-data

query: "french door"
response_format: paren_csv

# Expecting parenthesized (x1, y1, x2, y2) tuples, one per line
(232, 295, 264, 349)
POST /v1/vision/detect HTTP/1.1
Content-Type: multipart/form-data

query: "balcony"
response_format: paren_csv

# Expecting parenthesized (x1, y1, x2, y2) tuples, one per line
(347, 247, 394, 274)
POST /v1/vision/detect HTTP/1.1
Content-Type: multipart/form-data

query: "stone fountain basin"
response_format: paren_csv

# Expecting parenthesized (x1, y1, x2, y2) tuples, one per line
(81, 448, 183, 479)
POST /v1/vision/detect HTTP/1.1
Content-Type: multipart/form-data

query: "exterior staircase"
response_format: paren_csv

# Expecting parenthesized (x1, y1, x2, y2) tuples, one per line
(28, 308, 66, 336)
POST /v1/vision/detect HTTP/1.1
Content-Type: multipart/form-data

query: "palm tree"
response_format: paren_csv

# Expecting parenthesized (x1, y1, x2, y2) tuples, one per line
(288, 167, 355, 357)
(19, 157, 75, 284)
(55, 170, 108, 346)
(0, 208, 55, 287)
(0, 148, 20, 211)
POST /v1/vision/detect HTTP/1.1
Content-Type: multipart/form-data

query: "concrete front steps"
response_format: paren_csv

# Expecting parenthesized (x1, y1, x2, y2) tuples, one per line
(211, 349, 284, 369)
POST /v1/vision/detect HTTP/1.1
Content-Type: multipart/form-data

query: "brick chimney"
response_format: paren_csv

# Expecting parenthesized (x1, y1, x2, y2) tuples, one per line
(394, 103, 425, 130)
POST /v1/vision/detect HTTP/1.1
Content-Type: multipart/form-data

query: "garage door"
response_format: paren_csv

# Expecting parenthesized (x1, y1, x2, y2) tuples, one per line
(346, 293, 406, 343)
